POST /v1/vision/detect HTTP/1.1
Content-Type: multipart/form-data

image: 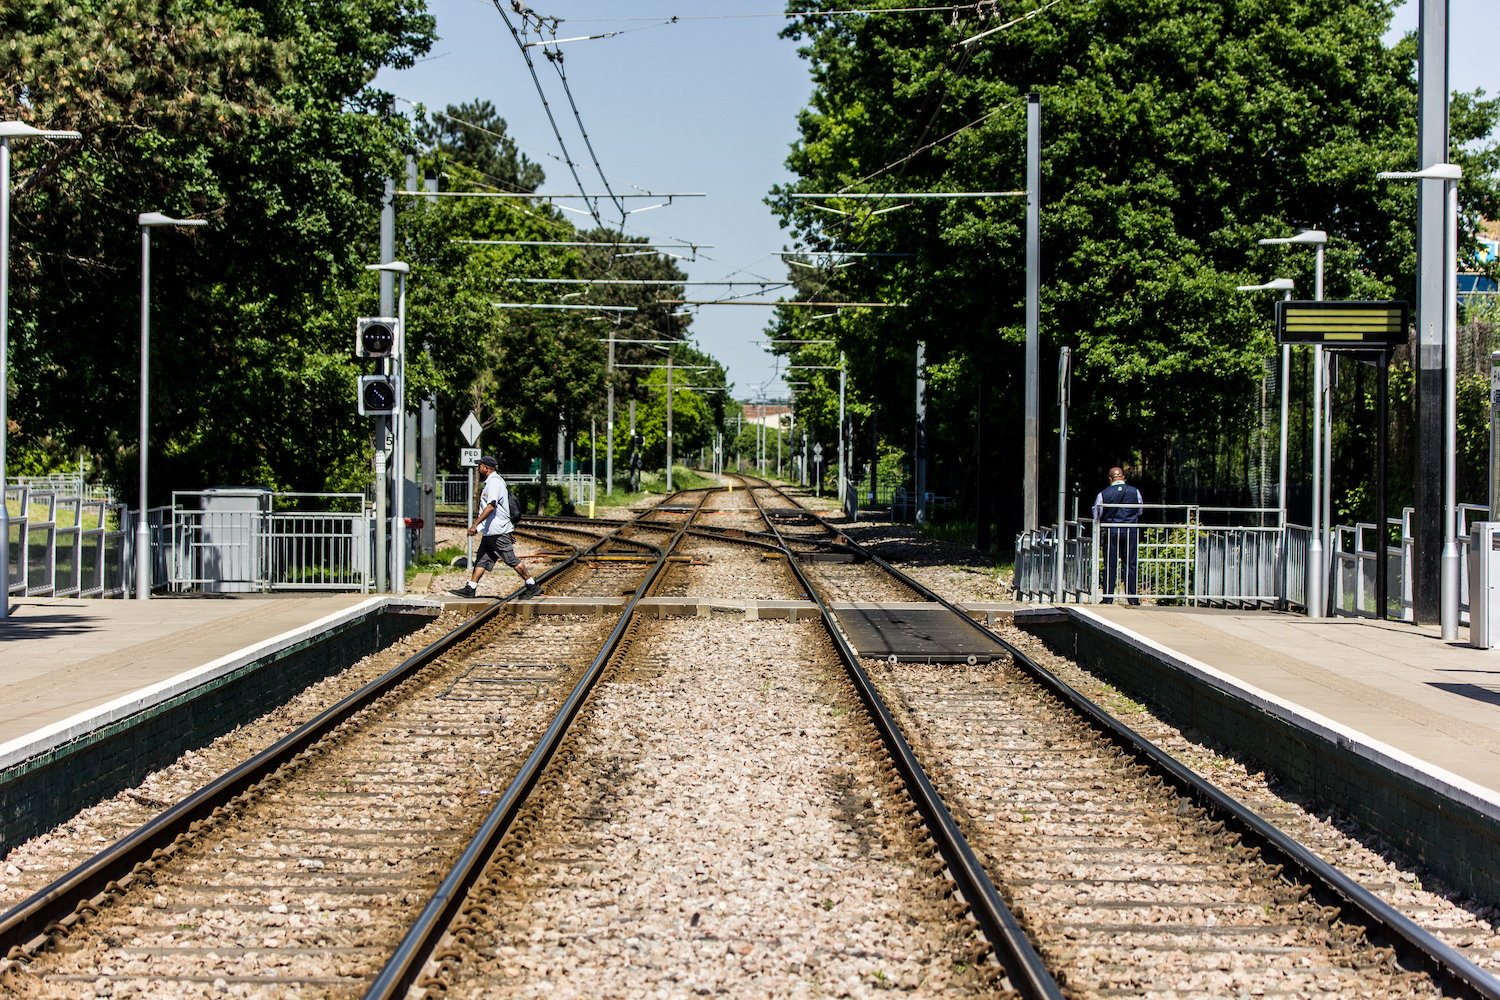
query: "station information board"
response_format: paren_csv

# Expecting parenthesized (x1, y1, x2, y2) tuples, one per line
(1274, 300, 1409, 347)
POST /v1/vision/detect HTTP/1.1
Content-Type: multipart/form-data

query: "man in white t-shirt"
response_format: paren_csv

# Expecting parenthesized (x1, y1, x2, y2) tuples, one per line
(450, 456, 541, 599)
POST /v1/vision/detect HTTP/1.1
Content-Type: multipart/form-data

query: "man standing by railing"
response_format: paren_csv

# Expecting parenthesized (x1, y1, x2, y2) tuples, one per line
(1093, 467, 1143, 605)
(450, 455, 541, 600)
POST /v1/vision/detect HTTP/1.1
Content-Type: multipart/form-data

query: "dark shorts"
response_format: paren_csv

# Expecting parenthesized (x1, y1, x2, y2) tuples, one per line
(476, 533, 520, 571)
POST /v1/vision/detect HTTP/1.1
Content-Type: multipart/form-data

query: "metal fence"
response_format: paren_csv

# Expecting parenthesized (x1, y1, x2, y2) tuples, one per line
(170, 491, 371, 592)
(13, 473, 114, 502)
(435, 472, 597, 510)
(5, 486, 131, 599)
(1015, 505, 1295, 608)
(1330, 504, 1488, 623)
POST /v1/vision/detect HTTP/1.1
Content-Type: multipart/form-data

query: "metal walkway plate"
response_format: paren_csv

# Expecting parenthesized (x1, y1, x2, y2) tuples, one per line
(829, 603, 1006, 663)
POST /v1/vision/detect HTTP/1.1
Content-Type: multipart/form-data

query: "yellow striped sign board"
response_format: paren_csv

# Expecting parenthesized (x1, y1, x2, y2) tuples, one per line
(1274, 300, 1409, 347)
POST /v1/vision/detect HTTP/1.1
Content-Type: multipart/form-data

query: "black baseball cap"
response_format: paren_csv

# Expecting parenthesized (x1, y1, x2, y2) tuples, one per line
(478, 455, 498, 468)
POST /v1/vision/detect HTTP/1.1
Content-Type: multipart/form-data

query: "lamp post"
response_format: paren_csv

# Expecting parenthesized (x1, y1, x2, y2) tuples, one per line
(135, 212, 207, 600)
(1379, 163, 1462, 639)
(0, 122, 80, 618)
(366, 261, 410, 594)
(1258, 232, 1327, 616)
(1236, 277, 1295, 609)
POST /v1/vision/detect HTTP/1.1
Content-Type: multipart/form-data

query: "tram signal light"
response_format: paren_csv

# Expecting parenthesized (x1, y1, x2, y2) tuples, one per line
(356, 317, 400, 358)
(358, 374, 398, 415)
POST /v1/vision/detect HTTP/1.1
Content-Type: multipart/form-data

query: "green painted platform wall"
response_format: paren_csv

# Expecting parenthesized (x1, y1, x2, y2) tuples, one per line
(0, 607, 432, 857)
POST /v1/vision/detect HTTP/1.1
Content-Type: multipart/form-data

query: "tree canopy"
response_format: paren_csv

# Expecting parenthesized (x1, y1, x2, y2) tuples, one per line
(770, 0, 1499, 532)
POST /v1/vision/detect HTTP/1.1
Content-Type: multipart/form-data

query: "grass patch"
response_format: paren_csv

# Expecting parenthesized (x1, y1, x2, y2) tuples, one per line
(594, 466, 722, 506)
(406, 545, 466, 581)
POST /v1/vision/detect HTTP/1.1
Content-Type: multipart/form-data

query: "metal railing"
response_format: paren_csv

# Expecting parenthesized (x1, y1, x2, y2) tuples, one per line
(6, 486, 131, 599)
(170, 491, 371, 593)
(435, 472, 597, 510)
(1015, 504, 1293, 608)
(13, 473, 114, 501)
(1330, 504, 1488, 622)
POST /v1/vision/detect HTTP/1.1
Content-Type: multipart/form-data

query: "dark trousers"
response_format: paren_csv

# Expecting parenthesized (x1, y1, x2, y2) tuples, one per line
(1103, 525, 1139, 604)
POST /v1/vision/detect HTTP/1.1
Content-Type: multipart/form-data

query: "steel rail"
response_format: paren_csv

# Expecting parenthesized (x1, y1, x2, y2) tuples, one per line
(0, 511, 660, 960)
(751, 478, 1500, 1000)
(363, 488, 719, 1000)
(734, 477, 1065, 1000)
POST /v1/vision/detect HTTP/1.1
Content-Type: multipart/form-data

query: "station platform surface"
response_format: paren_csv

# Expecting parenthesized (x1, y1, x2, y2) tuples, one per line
(1086, 606, 1500, 797)
(0, 594, 375, 746)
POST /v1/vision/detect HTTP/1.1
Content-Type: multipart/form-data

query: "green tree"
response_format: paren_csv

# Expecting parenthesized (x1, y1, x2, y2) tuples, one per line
(491, 314, 606, 512)
(416, 99, 545, 193)
(1, 0, 435, 500)
(771, 0, 1498, 534)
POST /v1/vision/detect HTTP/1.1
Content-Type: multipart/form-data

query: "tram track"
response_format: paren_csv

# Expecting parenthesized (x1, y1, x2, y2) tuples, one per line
(0, 495, 708, 997)
(10, 475, 1499, 998)
(738, 475, 1500, 999)
(363, 482, 1019, 999)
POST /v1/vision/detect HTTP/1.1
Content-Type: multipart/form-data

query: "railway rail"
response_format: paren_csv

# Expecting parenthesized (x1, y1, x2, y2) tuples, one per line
(736, 475, 1500, 999)
(3, 477, 1498, 998)
(0, 494, 708, 995)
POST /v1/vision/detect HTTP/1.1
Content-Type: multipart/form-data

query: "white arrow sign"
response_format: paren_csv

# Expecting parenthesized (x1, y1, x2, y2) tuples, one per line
(461, 412, 483, 446)
(460, 448, 481, 467)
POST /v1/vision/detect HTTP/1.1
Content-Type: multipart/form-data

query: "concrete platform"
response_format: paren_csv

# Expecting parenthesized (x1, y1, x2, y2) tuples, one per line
(1087, 606, 1500, 797)
(0, 594, 378, 746)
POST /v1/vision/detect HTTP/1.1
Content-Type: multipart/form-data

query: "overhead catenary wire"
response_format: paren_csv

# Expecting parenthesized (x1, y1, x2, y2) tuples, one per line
(535, 18, 631, 224)
(393, 191, 703, 199)
(490, 0, 601, 225)
(505, 279, 789, 287)
(455, 240, 713, 249)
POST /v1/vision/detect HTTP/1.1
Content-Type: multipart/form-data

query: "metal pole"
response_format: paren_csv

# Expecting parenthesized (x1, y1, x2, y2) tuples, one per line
(467, 465, 474, 570)
(838, 354, 847, 502)
(420, 395, 435, 555)
(1490, 351, 1500, 517)
(1279, 334, 1291, 610)
(666, 357, 673, 492)
(606, 328, 615, 495)
(915, 340, 928, 526)
(1023, 93, 1041, 533)
(135, 227, 152, 600)
(1317, 244, 1332, 615)
(1414, 0, 1448, 626)
(1309, 341, 1324, 619)
(1442, 175, 1460, 640)
(0, 138, 9, 616)
(1057, 347, 1071, 601)
(1378, 350, 1390, 620)
(375, 178, 394, 594)
(590, 418, 596, 517)
(392, 272, 407, 595)
(977, 373, 989, 551)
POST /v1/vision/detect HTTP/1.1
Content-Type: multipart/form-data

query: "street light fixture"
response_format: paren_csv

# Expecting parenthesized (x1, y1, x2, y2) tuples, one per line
(1237, 278, 1295, 610)
(1258, 229, 1331, 618)
(1378, 163, 1462, 639)
(135, 212, 207, 601)
(0, 122, 81, 619)
(365, 261, 410, 594)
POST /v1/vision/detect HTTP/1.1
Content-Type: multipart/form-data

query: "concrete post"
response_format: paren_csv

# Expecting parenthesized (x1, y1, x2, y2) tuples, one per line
(1414, 0, 1449, 625)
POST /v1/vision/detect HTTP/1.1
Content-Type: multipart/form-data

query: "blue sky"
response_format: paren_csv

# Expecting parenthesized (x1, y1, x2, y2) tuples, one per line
(374, 1, 1498, 400)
